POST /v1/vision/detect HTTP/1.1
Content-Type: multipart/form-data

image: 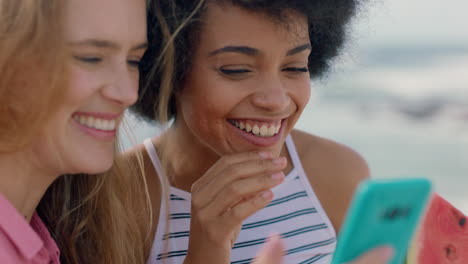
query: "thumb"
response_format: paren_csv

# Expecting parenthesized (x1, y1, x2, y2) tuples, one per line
(253, 233, 285, 264)
(346, 246, 394, 264)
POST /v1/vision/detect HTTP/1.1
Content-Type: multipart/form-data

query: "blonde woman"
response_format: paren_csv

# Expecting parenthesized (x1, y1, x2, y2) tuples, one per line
(0, 0, 149, 263)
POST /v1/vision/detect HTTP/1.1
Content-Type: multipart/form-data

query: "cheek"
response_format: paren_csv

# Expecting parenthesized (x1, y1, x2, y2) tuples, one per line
(66, 66, 100, 104)
(28, 117, 71, 172)
(300, 85, 311, 107)
(184, 97, 224, 133)
(179, 86, 233, 145)
(180, 75, 234, 122)
(291, 79, 311, 110)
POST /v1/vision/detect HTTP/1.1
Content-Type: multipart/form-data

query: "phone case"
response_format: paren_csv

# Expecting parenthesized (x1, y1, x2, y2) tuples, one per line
(331, 178, 432, 264)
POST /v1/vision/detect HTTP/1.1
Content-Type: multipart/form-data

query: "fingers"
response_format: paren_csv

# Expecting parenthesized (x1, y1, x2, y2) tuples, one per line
(253, 233, 285, 264)
(221, 190, 275, 226)
(345, 246, 394, 264)
(191, 151, 273, 192)
(187, 151, 288, 260)
(192, 155, 286, 210)
(210, 170, 284, 213)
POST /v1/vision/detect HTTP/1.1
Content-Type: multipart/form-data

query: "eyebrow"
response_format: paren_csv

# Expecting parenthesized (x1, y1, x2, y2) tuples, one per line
(69, 39, 148, 51)
(208, 46, 258, 57)
(286, 43, 312, 56)
(208, 43, 312, 57)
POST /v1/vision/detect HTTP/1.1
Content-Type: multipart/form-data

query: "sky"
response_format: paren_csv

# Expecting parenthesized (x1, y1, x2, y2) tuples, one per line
(353, 0, 468, 47)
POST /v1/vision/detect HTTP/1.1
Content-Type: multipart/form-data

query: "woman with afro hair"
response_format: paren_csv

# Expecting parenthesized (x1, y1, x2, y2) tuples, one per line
(129, 0, 394, 263)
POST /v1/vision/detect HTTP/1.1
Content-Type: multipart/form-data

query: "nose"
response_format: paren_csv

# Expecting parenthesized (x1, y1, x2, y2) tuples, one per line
(101, 64, 139, 107)
(251, 76, 290, 112)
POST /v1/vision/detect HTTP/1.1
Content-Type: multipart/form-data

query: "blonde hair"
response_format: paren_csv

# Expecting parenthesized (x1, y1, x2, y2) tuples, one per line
(1, 1, 150, 263)
(0, 0, 66, 152)
(38, 144, 151, 263)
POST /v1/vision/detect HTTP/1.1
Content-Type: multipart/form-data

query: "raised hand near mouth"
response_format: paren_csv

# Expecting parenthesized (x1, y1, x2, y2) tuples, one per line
(183, 151, 287, 264)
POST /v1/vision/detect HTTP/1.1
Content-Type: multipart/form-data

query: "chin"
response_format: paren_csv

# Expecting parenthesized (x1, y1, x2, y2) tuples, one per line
(81, 161, 114, 175)
(68, 153, 115, 175)
(81, 144, 116, 174)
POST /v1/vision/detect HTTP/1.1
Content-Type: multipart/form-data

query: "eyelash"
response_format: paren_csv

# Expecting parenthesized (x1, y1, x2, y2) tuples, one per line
(219, 67, 309, 75)
(127, 60, 141, 68)
(74, 56, 141, 68)
(75, 56, 102, 63)
(284, 67, 308, 73)
(219, 68, 251, 75)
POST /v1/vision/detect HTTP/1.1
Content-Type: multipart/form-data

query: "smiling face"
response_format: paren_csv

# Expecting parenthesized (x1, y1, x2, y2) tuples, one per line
(175, 3, 311, 157)
(30, 0, 147, 175)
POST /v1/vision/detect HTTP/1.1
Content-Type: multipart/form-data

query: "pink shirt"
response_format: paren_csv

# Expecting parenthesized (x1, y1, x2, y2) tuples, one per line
(0, 193, 60, 264)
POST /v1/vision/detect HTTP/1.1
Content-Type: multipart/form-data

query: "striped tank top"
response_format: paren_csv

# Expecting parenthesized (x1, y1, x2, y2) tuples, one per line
(145, 135, 336, 264)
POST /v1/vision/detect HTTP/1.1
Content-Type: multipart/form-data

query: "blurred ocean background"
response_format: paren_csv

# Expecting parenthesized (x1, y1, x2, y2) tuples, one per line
(123, 0, 468, 212)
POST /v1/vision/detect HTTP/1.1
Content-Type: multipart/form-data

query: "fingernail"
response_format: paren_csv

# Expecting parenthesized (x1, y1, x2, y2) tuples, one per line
(264, 233, 284, 254)
(271, 172, 284, 181)
(379, 247, 394, 260)
(259, 151, 271, 159)
(261, 191, 273, 200)
(267, 232, 282, 242)
(273, 157, 285, 166)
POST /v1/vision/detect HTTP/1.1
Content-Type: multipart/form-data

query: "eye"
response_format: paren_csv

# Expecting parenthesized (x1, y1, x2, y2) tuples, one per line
(217, 67, 253, 80)
(127, 60, 141, 68)
(219, 68, 251, 75)
(283, 67, 309, 73)
(74, 56, 102, 64)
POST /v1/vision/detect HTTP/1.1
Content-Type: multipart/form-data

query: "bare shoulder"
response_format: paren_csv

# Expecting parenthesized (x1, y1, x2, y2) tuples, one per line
(290, 129, 370, 231)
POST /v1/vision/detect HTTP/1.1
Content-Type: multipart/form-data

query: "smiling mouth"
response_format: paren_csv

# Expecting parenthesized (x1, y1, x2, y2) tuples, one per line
(228, 119, 282, 137)
(73, 114, 117, 131)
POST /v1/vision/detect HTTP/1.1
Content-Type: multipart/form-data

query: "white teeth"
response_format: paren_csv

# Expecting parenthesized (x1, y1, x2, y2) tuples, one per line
(268, 126, 276, 136)
(95, 119, 103, 129)
(260, 125, 268, 137)
(74, 115, 117, 131)
(252, 125, 260, 135)
(231, 120, 282, 137)
(102, 120, 110, 130)
(86, 116, 94, 128)
(245, 123, 252, 132)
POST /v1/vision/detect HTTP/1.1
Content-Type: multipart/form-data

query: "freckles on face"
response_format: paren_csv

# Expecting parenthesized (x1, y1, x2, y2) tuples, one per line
(176, 3, 311, 155)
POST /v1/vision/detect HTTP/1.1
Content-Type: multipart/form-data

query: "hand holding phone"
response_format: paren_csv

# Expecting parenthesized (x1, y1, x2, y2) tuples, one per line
(331, 178, 432, 264)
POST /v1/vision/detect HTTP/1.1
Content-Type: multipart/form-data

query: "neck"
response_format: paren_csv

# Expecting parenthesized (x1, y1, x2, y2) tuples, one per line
(0, 150, 58, 222)
(156, 121, 221, 192)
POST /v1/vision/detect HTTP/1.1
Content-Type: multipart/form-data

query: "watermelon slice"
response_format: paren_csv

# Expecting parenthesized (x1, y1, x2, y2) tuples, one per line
(407, 193, 468, 263)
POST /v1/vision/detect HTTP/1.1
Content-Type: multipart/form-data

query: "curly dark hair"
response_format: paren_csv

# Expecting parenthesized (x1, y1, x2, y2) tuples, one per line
(133, 0, 362, 123)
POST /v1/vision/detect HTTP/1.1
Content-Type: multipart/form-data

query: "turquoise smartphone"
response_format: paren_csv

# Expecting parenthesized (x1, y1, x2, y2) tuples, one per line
(331, 178, 432, 264)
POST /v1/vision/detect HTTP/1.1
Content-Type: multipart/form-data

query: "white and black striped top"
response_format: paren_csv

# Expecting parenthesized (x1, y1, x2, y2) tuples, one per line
(145, 135, 336, 264)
